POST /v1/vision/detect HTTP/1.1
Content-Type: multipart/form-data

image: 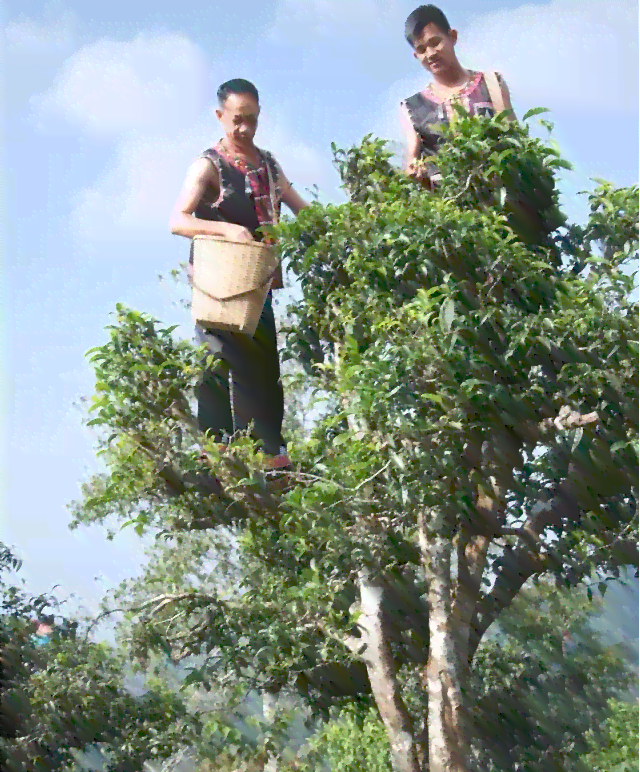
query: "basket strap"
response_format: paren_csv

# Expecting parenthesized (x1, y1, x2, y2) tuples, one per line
(265, 157, 279, 226)
(229, 369, 237, 435)
(484, 71, 505, 115)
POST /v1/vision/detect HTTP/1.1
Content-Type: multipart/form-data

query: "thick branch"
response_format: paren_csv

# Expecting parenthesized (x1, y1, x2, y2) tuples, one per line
(467, 486, 570, 663)
(358, 569, 422, 772)
(451, 533, 490, 666)
(467, 463, 627, 661)
(465, 408, 613, 660)
(538, 407, 599, 434)
(421, 516, 470, 772)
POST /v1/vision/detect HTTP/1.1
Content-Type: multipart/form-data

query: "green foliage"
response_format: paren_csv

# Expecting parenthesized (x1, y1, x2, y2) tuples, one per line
(435, 106, 569, 243)
(290, 583, 634, 772)
(70, 110, 638, 769)
(301, 705, 392, 772)
(0, 543, 195, 772)
(0, 543, 62, 752)
(583, 699, 640, 772)
(10, 640, 193, 772)
(470, 582, 635, 771)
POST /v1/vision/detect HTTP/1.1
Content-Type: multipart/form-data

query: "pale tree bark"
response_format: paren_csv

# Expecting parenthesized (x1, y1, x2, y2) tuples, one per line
(454, 451, 505, 670)
(357, 568, 423, 772)
(420, 512, 470, 772)
(452, 533, 490, 669)
(262, 691, 278, 772)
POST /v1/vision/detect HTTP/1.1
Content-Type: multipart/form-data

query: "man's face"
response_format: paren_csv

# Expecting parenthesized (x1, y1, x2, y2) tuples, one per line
(412, 22, 458, 76)
(216, 92, 260, 146)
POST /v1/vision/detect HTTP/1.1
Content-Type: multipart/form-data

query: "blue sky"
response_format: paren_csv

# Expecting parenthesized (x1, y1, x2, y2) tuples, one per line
(3, 0, 639, 621)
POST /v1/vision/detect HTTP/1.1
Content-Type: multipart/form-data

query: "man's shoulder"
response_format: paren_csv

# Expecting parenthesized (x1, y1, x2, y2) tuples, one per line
(189, 152, 220, 181)
(402, 90, 441, 128)
(256, 148, 282, 175)
(403, 90, 430, 110)
(257, 146, 278, 164)
(199, 145, 222, 162)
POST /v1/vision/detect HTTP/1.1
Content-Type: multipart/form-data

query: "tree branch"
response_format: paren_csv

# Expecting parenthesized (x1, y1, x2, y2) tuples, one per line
(538, 407, 599, 434)
(452, 533, 490, 666)
(317, 621, 365, 656)
(465, 406, 609, 660)
(357, 569, 422, 772)
(353, 460, 393, 491)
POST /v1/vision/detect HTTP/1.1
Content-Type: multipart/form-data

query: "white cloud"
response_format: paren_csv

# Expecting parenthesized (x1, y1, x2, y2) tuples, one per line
(376, 0, 638, 158)
(70, 123, 210, 243)
(31, 32, 209, 137)
(270, 0, 399, 41)
(258, 106, 334, 192)
(459, 0, 638, 113)
(29, 29, 331, 245)
(5, 10, 77, 54)
(70, 110, 330, 244)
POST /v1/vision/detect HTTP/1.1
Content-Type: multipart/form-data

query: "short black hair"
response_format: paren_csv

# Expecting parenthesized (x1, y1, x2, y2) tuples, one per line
(405, 5, 451, 46)
(217, 78, 260, 106)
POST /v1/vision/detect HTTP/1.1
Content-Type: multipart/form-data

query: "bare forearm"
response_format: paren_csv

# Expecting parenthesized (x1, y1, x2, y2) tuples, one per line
(279, 174, 309, 216)
(287, 200, 308, 216)
(169, 213, 229, 239)
(404, 136, 421, 169)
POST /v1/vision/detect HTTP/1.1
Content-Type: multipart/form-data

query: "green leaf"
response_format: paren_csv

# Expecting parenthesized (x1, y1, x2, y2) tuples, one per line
(423, 393, 444, 406)
(571, 427, 584, 452)
(521, 107, 550, 121)
(611, 441, 630, 453)
(333, 432, 351, 447)
(440, 297, 455, 334)
(181, 668, 204, 688)
(461, 378, 488, 393)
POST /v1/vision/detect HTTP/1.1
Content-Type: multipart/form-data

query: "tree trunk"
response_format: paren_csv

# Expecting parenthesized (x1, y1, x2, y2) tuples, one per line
(358, 569, 422, 772)
(262, 691, 278, 772)
(421, 518, 470, 772)
(452, 533, 490, 670)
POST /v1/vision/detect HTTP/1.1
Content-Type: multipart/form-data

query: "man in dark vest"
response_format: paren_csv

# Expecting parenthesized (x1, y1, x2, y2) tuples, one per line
(170, 79, 309, 471)
(400, 5, 515, 187)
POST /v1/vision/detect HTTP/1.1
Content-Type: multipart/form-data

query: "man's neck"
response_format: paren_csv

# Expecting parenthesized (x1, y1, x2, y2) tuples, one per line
(431, 61, 468, 89)
(222, 136, 257, 159)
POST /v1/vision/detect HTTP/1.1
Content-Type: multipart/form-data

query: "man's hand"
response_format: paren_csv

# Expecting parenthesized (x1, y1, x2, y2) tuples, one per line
(407, 160, 433, 190)
(220, 223, 254, 242)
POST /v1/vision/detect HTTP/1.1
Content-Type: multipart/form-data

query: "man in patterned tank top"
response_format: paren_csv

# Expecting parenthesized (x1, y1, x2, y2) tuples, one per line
(401, 5, 516, 188)
(169, 79, 309, 473)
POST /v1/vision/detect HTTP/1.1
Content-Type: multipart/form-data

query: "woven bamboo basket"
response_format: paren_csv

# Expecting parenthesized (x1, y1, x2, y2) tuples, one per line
(191, 235, 280, 335)
(191, 157, 282, 336)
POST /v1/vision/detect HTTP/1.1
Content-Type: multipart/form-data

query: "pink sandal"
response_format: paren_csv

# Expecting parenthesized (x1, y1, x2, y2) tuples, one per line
(267, 452, 291, 471)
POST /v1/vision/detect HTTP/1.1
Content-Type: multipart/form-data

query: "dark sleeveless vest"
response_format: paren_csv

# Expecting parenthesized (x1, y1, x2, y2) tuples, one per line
(403, 71, 501, 179)
(404, 72, 558, 243)
(189, 146, 283, 287)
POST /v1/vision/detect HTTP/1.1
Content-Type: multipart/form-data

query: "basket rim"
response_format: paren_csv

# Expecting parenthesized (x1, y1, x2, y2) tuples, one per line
(192, 235, 275, 250)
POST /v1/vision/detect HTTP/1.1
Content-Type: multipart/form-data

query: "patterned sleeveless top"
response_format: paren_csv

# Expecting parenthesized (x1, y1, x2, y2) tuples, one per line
(402, 70, 506, 181)
(190, 143, 284, 288)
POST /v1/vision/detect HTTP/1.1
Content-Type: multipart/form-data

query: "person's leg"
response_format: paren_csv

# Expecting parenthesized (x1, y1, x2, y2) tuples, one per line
(194, 324, 235, 444)
(252, 294, 287, 459)
(227, 295, 287, 458)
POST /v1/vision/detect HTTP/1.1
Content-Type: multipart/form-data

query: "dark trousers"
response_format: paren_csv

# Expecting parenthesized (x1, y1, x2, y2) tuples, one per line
(195, 294, 285, 456)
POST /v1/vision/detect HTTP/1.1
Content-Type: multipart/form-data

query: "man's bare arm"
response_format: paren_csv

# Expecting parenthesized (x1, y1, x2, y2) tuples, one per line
(169, 158, 253, 241)
(400, 103, 433, 188)
(275, 163, 309, 215)
(497, 74, 516, 121)
(401, 103, 423, 173)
